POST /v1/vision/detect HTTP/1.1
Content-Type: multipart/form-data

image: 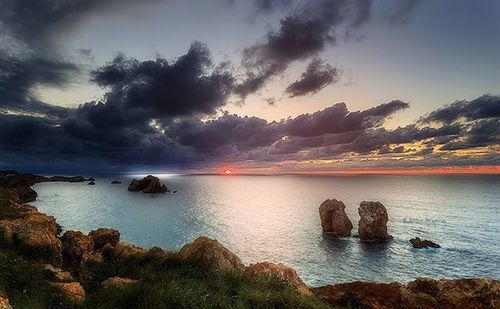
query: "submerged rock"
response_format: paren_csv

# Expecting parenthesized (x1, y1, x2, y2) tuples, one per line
(101, 277, 138, 289)
(410, 237, 441, 249)
(61, 230, 94, 265)
(89, 228, 120, 249)
(128, 175, 168, 193)
(358, 201, 391, 242)
(319, 199, 353, 236)
(245, 262, 313, 296)
(178, 236, 244, 271)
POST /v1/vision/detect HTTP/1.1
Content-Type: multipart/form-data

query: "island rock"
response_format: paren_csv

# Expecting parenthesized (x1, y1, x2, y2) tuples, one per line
(128, 175, 168, 193)
(410, 237, 441, 249)
(319, 199, 353, 236)
(358, 201, 391, 242)
(111, 180, 121, 184)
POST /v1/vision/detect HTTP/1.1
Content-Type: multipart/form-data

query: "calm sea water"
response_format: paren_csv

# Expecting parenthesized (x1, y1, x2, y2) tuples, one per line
(33, 174, 500, 287)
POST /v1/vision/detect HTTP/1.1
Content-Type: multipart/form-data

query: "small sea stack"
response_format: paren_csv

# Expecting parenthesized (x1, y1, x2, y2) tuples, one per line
(410, 237, 441, 249)
(358, 201, 392, 242)
(88, 181, 95, 185)
(319, 199, 353, 236)
(111, 180, 121, 184)
(128, 175, 168, 193)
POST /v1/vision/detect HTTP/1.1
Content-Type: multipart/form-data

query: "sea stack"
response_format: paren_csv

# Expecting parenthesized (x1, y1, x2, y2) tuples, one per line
(410, 237, 441, 249)
(358, 201, 391, 242)
(319, 199, 353, 236)
(127, 175, 168, 193)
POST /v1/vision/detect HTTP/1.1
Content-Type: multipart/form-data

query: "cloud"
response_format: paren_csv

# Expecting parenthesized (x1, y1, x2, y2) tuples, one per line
(422, 94, 500, 123)
(235, 0, 420, 98)
(285, 58, 340, 97)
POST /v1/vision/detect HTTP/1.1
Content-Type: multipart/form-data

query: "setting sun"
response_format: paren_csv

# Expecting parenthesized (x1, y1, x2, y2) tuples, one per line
(225, 170, 232, 175)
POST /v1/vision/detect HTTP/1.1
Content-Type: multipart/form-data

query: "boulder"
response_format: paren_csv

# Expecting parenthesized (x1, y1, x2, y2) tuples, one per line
(82, 250, 104, 264)
(319, 199, 353, 236)
(51, 282, 85, 303)
(89, 228, 120, 249)
(0, 212, 62, 255)
(245, 262, 313, 296)
(0, 293, 12, 309)
(178, 236, 244, 271)
(401, 278, 500, 309)
(61, 230, 94, 265)
(113, 242, 146, 259)
(101, 277, 138, 289)
(410, 237, 441, 249)
(313, 281, 404, 308)
(358, 201, 391, 242)
(313, 278, 500, 309)
(128, 175, 167, 193)
(43, 264, 74, 282)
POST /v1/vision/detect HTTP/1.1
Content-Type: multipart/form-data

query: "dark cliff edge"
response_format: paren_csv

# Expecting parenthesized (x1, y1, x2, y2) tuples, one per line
(0, 171, 498, 308)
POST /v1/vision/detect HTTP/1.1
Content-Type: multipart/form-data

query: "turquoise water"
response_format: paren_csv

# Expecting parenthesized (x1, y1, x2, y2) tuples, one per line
(33, 174, 500, 287)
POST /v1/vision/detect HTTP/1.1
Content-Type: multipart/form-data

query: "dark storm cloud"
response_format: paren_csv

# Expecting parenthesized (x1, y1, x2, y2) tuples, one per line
(422, 94, 500, 123)
(285, 58, 340, 97)
(252, 0, 294, 14)
(89, 42, 234, 120)
(0, 0, 159, 116)
(235, 0, 420, 98)
(167, 100, 409, 151)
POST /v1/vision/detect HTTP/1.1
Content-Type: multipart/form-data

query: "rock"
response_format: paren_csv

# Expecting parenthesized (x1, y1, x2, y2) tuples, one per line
(51, 282, 85, 303)
(87, 177, 95, 182)
(0, 293, 12, 309)
(128, 175, 167, 193)
(319, 199, 353, 236)
(0, 212, 62, 255)
(146, 246, 170, 261)
(61, 230, 94, 265)
(113, 242, 146, 259)
(111, 180, 121, 184)
(401, 278, 500, 309)
(89, 228, 120, 249)
(87, 181, 95, 185)
(313, 281, 404, 308)
(358, 201, 391, 242)
(410, 237, 441, 249)
(43, 264, 74, 282)
(82, 250, 104, 264)
(67, 176, 86, 183)
(313, 278, 500, 309)
(13, 185, 37, 203)
(245, 262, 313, 296)
(178, 236, 244, 271)
(101, 277, 138, 289)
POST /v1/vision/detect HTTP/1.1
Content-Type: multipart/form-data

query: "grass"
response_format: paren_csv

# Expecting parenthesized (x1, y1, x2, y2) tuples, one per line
(0, 249, 75, 308)
(81, 253, 329, 308)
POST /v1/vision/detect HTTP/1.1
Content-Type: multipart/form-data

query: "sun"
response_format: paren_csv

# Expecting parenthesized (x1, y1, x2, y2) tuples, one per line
(224, 169, 232, 175)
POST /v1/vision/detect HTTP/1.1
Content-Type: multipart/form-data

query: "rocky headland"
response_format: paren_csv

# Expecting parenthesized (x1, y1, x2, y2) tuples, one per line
(0, 171, 497, 308)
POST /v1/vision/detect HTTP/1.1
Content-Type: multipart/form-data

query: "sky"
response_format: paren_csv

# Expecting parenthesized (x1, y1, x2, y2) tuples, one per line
(0, 0, 499, 174)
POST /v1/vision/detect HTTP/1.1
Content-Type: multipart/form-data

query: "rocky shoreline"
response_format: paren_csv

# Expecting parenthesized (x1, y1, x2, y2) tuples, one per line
(0, 171, 498, 308)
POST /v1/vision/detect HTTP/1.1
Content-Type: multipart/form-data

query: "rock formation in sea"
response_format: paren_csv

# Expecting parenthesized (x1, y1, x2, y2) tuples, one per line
(111, 180, 121, 184)
(87, 181, 95, 185)
(127, 175, 168, 193)
(410, 237, 441, 249)
(319, 199, 353, 236)
(358, 201, 392, 242)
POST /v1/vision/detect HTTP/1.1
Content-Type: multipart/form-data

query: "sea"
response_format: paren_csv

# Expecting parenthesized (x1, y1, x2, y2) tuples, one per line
(33, 174, 500, 287)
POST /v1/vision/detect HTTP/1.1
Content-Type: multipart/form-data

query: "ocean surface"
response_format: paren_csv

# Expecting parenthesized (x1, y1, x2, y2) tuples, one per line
(33, 174, 500, 287)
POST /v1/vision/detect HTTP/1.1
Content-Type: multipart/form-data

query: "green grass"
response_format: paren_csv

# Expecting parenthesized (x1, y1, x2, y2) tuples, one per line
(81, 253, 329, 309)
(0, 249, 76, 308)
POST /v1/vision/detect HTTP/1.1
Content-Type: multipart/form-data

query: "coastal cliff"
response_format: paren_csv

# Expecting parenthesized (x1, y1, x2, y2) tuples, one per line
(0, 171, 498, 308)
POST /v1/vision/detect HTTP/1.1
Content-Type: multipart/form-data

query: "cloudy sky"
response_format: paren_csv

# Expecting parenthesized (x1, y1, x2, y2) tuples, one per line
(0, 0, 499, 174)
